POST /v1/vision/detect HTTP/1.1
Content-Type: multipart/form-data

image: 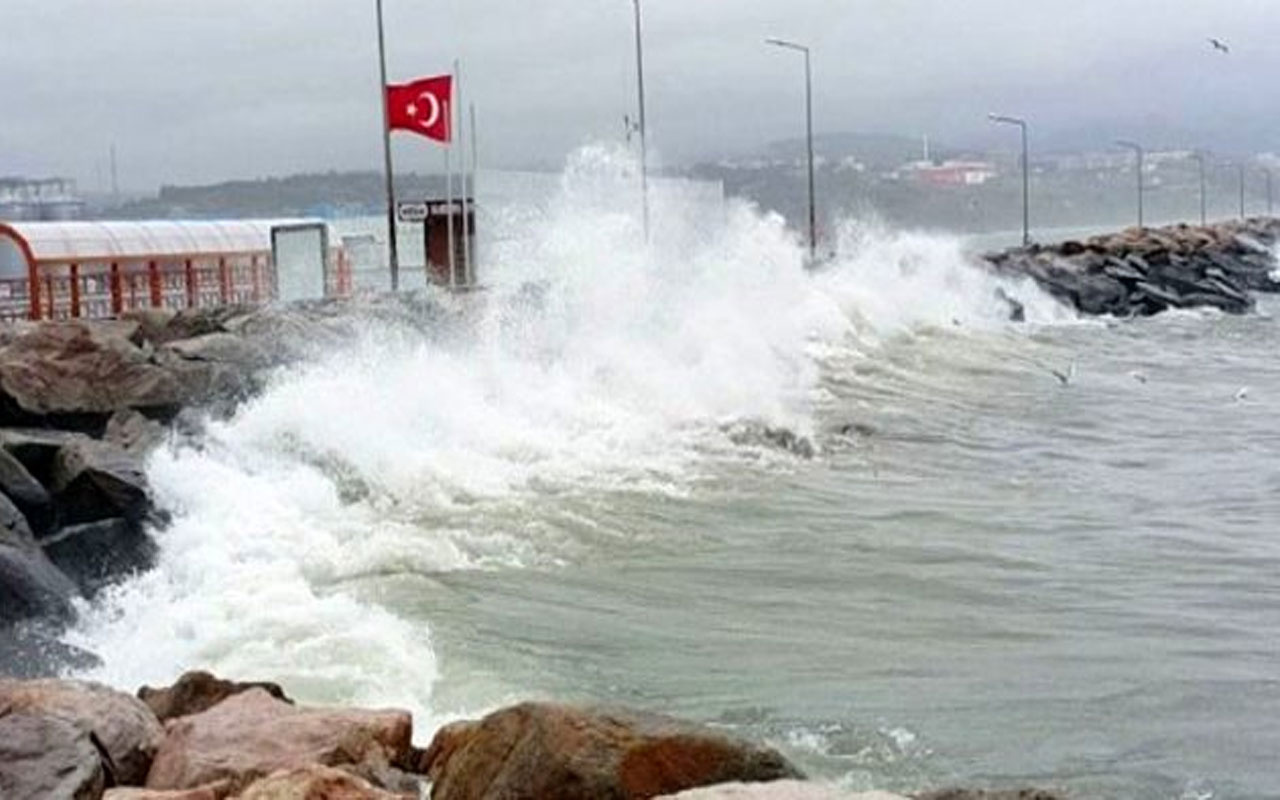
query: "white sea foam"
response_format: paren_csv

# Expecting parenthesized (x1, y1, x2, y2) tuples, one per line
(63, 145, 1061, 732)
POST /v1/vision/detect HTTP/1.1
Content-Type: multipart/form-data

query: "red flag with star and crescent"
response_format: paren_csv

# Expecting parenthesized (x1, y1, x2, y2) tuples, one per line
(386, 75, 453, 143)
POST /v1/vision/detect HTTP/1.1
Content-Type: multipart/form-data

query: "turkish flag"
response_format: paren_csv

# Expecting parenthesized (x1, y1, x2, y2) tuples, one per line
(386, 75, 453, 143)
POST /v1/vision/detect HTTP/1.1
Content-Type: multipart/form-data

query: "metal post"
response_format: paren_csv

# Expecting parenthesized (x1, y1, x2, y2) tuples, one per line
(989, 114, 1030, 246)
(766, 38, 817, 262)
(470, 102, 479, 286)
(1239, 163, 1246, 220)
(1117, 140, 1144, 228)
(457, 61, 471, 288)
(632, 0, 650, 241)
(375, 0, 400, 291)
(1192, 152, 1207, 225)
(1267, 169, 1274, 216)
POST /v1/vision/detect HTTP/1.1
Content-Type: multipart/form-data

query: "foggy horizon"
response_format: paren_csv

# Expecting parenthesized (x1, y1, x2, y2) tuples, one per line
(3, 0, 1278, 191)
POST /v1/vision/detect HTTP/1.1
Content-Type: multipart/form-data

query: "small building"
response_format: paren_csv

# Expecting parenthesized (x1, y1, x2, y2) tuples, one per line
(905, 160, 999, 187)
(0, 178, 86, 221)
(0, 219, 351, 322)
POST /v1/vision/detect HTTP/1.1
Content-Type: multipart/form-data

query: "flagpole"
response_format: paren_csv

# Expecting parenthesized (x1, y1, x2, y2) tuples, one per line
(457, 61, 472, 289)
(469, 102, 479, 287)
(445, 97, 456, 290)
(375, 0, 400, 292)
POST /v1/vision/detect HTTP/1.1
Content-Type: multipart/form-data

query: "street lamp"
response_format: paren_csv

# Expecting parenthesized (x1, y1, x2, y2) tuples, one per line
(766, 37, 816, 263)
(375, 0, 400, 290)
(1116, 140, 1145, 229)
(988, 113, 1030, 246)
(629, 0, 650, 241)
(1190, 151, 1207, 226)
(1238, 163, 1247, 220)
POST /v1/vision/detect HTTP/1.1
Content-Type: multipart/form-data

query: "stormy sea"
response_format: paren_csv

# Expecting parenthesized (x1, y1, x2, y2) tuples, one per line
(58, 149, 1280, 799)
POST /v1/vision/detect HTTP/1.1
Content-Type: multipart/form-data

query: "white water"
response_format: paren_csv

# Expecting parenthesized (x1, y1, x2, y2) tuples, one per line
(63, 146, 1063, 737)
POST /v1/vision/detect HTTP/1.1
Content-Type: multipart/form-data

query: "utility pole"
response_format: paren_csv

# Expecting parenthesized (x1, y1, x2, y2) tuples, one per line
(989, 113, 1030, 246)
(631, 0, 650, 241)
(375, 0, 400, 291)
(1116, 140, 1145, 229)
(766, 38, 817, 263)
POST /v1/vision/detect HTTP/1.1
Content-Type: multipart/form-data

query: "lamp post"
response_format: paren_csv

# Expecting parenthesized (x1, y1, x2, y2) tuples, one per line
(1239, 163, 1247, 220)
(630, 0, 650, 241)
(1190, 151, 1207, 226)
(989, 113, 1030, 246)
(375, 0, 400, 290)
(766, 37, 816, 262)
(1116, 140, 1145, 229)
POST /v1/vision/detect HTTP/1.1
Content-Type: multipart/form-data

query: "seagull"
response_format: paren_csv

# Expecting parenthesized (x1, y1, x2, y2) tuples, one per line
(1050, 361, 1076, 387)
(1130, 370, 1148, 384)
(1235, 386, 1250, 402)
(1209, 38, 1230, 54)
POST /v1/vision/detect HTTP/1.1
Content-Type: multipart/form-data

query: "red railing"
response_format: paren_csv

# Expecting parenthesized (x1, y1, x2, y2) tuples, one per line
(22, 249, 352, 322)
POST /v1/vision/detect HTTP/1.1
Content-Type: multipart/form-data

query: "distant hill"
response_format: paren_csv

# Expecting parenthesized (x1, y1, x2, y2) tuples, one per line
(763, 131, 962, 168)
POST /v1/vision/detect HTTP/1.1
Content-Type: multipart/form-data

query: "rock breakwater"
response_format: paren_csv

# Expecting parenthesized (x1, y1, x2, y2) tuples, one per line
(0, 672, 1065, 799)
(983, 218, 1280, 317)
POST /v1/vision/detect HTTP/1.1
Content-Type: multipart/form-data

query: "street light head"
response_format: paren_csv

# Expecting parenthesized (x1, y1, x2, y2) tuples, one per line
(765, 37, 808, 53)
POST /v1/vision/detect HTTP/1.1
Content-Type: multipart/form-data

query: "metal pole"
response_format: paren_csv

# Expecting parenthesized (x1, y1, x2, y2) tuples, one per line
(1267, 169, 1274, 217)
(766, 38, 816, 262)
(804, 48, 816, 262)
(375, 0, 400, 291)
(1116, 140, 1144, 228)
(470, 102, 479, 286)
(1239, 163, 1246, 220)
(457, 61, 471, 288)
(632, 0, 650, 241)
(1194, 152, 1206, 225)
(988, 114, 1030, 246)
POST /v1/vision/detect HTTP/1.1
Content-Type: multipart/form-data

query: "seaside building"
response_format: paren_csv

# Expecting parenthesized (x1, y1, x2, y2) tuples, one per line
(0, 219, 350, 321)
(0, 177, 86, 221)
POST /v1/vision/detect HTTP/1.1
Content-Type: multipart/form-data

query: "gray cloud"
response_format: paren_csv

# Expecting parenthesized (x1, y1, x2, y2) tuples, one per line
(2, 0, 1277, 190)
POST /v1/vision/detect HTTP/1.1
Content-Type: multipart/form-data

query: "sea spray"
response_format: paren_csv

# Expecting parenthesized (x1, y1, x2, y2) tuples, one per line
(63, 145, 1057, 734)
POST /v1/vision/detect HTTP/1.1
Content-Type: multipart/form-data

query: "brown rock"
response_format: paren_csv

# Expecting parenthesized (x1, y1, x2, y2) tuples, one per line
(0, 710, 106, 800)
(138, 671, 293, 723)
(105, 782, 233, 800)
(235, 765, 406, 799)
(424, 703, 802, 800)
(145, 689, 413, 794)
(0, 321, 184, 419)
(0, 678, 165, 786)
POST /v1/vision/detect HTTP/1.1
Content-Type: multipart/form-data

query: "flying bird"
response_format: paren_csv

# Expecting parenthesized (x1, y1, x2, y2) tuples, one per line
(1209, 38, 1230, 54)
(1050, 361, 1076, 387)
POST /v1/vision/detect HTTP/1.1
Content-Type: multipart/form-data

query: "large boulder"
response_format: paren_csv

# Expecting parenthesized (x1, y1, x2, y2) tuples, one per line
(51, 438, 151, 525)
(0, 427, 92, 487)
(0, 492, 79, 624)
(236, 765, 407, 800)
(0, 446, 54, 536)
(41, 518, 158, 596)
(144, 689, 413, 794)
(153, 334, 272, 409)
(138, 671, 293, 723)
(0, 321, 185, 422)
(0, 678, 165, 786)
(423, 703, 803, 800)
(0, 710, 107, 800)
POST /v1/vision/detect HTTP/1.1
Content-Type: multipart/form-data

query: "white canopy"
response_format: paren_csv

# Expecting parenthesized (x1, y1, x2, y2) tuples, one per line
(0, 219, 322, 265)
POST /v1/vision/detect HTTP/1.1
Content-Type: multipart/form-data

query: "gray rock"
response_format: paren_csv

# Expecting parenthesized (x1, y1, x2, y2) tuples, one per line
(42, 519, 157, 596)
(0, 428, 92, 487)
(0, 493, 79, 625)
(103, 410, 167, 455)
(0, 446, 54, 537)
(51, 439, 150, 526)
(0, 711, 106, 800)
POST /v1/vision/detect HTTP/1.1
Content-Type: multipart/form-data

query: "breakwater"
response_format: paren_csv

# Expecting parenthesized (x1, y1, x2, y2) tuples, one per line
(983, 218, 1280, 316)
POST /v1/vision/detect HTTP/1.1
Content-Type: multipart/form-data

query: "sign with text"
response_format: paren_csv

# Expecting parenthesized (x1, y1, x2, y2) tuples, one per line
(397, 201, 429, 223)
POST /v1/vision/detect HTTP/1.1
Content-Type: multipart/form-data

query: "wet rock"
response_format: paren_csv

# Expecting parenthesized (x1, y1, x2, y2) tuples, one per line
(0, 492, 79, 624)
(138, 671, 293, 723)
(0, 427, 91, 487)
(42, 518, 158, 596)
(0, 710, 107, 800)
(236, 766, 406, 800)
(104, 410, 168, 455)
(423, 702, 802, 800)
(0, 321, 185, 423)
(144, 689, 413, 793)
(104, 784, 233, 800)
(51, 438, 150, 525)
(0, 445, 54, 537)
(0, 678, 166, 786)
(662, 785, 904, 799)
(0, 623, 102, 679)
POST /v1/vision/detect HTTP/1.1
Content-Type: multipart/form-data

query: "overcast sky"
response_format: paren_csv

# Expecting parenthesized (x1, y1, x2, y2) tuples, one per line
(2, 0, 1277, 191)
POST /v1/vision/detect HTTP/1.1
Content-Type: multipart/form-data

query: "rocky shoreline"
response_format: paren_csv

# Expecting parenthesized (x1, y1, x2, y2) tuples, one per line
(983, 218, 1280, 317)
(0, 670, 1063, 799)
